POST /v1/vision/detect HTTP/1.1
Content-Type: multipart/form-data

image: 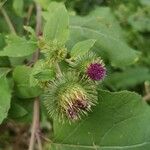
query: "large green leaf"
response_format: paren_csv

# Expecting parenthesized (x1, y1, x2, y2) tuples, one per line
(51, 90, 150, 150)
(0, 75, 11, 124)
(105, 67, 150, 90)
(43, 2, 69, 44)
(68, 7, 140, 67)
(0, 35, 37, 57)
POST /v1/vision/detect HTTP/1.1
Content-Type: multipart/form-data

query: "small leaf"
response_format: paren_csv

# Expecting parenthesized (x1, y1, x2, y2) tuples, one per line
(13, 66, 42, 99)
(9, 103, 28, 119)
(0, 75, 11, 124)
(52, 90, 150, 149)
(16, 85, 42, 99)
(0, 68, 11, 77)
(71, 39, 96, 58)
(43, 3, 69, 44)
(30, 60, 55, 86)
(0, 35, 37, 57)
(13, 0, 24, 17)
(34, 69, 55, 81)
(23, 26, 37, 40)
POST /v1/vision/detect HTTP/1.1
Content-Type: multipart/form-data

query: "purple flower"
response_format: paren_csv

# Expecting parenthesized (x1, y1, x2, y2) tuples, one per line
(87, 63, 106, 81)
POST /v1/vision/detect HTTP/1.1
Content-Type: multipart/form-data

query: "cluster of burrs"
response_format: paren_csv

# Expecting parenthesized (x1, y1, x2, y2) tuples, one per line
(41, 40, 106, 122)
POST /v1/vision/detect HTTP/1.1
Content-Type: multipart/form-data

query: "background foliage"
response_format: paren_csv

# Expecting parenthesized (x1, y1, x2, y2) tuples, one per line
(0, 0, 150, 149)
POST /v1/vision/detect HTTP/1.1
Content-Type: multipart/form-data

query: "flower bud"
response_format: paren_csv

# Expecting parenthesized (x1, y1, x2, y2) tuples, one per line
(72, 52, 106, 81)
(40, 40, 67, 63)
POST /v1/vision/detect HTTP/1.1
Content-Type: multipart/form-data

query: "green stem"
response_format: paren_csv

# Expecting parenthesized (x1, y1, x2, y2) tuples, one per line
(55, 62, 63, 77)
(1, 7, 16, 34)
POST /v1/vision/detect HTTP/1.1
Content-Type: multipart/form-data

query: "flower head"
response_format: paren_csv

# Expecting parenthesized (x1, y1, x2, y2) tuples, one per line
(71, 52, 106, 81)
(87, 63, 106, 81)
(43, 72, 97, 122)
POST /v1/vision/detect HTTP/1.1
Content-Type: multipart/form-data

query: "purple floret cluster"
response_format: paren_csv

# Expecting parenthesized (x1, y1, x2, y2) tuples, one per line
(87, 63, 106, 81)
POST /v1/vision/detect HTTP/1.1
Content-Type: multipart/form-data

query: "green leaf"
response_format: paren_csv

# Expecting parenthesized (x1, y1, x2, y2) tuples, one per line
(71, 39, 96, 58)
(52, 90, 150, 150)
(42, 2, 66, 19)
(33, 69, 55, 81)
(13, 65, 42, 99)
(0, 33, 5, 49)
(0, 68, 11, 77)
(105, 67, 150, 90)
(35, 0, 52, 9)
(23, 26, 37, 40)
(0, 34, 10, 67)
(0, 75, 11, 124)
(69, 7, 140, 67)
(13, 0, 24, 16)
(29, 60, 55, 86)
(9, 103, 28, 119)
(0, 35, 37, 57)
(43, 3, 69, 44)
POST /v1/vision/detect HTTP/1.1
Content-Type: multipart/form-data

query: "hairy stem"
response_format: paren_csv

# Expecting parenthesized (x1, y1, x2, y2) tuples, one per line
(28, 2, 42, 150)
(1, 7, 16, 34)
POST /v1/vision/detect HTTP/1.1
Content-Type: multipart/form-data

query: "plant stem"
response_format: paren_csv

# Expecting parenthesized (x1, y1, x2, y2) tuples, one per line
(26, 4, 34, 26)
(143, 94, 150, 101)
(143, 81, 150, 101)
(31, 3, 42, 64)
(29, 98, 40, 150)
(144, 81, 150, 95)
(28, 2, 42, 150)
(36, 131, 42, 150)
(1, 7, 16, 34)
